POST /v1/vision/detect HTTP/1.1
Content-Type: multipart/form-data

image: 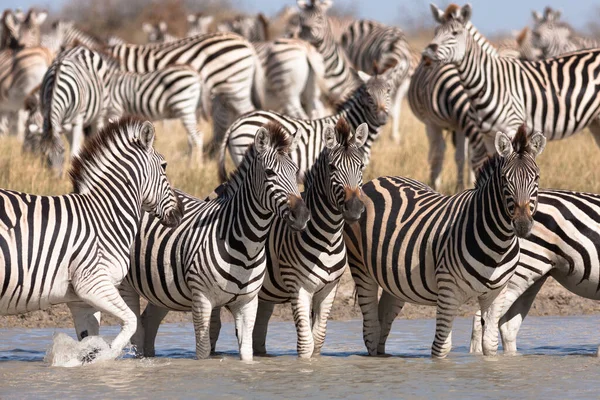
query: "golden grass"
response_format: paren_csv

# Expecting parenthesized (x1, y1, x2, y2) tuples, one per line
(1, 105, 600, 198)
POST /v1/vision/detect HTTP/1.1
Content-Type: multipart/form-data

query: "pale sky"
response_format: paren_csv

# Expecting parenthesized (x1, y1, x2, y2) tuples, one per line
(0, 0, 595, 36)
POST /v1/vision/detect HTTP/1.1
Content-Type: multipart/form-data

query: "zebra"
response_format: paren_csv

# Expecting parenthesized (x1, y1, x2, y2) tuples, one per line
(106, 31, 265, 156)
(45, 20, 106, 52)
(10, 8, 47, 49)
(211, 118, 368, 358)
(218, 66, 395, 182)
(103, 122, 310, 361)
(217, 13, 270, 42)
(495, 27, 541, 60)
(343, 125, 546, 358)
(39, 46, 112, 175)
(423, 3, 600, 156)
(467, 189, 600, 356)
(142, 21, 178, 43)
(531, 7, 599, 59)
(340, 19, 417, 143)
(1, 9, 23, 50)
(0, 117, 183, 364)
(186, 13, 214, 37)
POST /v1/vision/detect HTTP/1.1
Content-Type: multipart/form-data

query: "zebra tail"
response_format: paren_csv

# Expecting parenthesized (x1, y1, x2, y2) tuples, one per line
(217, 124, 233, 183)
(251, 52, 266, 109)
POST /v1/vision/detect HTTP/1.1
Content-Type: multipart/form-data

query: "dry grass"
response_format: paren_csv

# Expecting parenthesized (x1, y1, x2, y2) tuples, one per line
(1, 104, 600, 200)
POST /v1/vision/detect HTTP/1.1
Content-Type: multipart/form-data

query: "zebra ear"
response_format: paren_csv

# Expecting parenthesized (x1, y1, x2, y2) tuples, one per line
(142, 23, 153, 34)
(290, 128, 302, 153)
(323, 125, 337, 149)
(354, 123, 369, 148)
(430, 3, 445, 23)
(357, 71, 371, 83)
(532, 10, 542, 23)
(159, 21, 168, 32)
(528, 132, 547, 157)
(297, 0, 309, 10)
(254, 126, 270, 153)
(187, 14, 197, 23)
(200, 15, 214, 26)
(139, 121, 156, 151)
(4, 12, 19, 32)
(494, 131, 513, 158)
(460, 4, 472, 23)
(320, 0, 333, 11)
(34, 10, 48, 26)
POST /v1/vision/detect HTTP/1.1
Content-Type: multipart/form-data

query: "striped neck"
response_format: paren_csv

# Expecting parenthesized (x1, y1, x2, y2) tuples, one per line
(317, 28, 361, 103)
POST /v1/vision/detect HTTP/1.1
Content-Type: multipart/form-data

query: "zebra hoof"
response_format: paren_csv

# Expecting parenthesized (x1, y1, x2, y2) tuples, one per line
(80, 347, 102, 364)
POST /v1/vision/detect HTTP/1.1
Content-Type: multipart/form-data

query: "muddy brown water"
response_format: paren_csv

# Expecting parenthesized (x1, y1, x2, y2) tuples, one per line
(1, 316, 599, 399)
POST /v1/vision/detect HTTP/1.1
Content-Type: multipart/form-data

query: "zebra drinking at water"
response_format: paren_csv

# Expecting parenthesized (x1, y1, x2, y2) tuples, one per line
(212, 118, 367, 358)
(109, 122, 310, 362)
(343, 125, 546, 358)
(0, 118, 183, 363)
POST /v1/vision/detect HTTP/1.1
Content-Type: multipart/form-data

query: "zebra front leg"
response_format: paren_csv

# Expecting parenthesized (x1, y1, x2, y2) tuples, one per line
(390, 79, 409, 144)
(377, 290, 404, 355)
(425, 124, 446, 192)
(228, 296, 259, 361)
(469, 309, 483, 354)
(140, 303, 169, 357)
(499, 275, 548, 355)
(291, 287, 315, 359)
(350, 265, 381, 356)
(16, 108, 27, 142)
(191, 289, 213, 359)
(432, 281, 464, 358)
(478, 287, 507, 356)
(210, 307, 222, 354)
(67, 301, 101, 340)
(253, 301, 275, 356)
(119, 280, 144, 357)
(311, 283, 338, 356)
(181, 112, 203, 166)
(73, 274, 138, 362)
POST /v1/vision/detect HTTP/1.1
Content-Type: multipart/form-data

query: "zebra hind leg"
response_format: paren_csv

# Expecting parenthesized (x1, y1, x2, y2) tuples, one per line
(311, 283, 339, 356)
(181, 112, 203, 167)
(469, 309, 483, 354)
(377, 291, 404, 356)
(119, 281, 144, 357)
(252, 301, 275, 356)
(228, 296, 259, 362)
(140, 304, 170, 357)
(478, 287, 507, 357)
(210, 307, 222, 354)
(350, 266, 381, 356)
(290, 287, 315, 359)
(67, 301, 101, 341)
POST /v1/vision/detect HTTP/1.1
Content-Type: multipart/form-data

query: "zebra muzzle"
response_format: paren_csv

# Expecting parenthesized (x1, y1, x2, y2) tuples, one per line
(286, 194, 310, 231)
(512, 202, 533, 238)
(342, 187, 365, 223)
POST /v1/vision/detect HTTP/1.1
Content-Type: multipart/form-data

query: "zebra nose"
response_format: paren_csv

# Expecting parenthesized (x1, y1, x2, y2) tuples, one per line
(287, 194, 310, 231)
(342, 187, 365, 223)
(427, 43, 438, 52)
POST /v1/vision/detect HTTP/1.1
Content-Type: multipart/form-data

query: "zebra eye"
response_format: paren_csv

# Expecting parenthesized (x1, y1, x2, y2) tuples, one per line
(329, 164, 338, 172)
(452, 31, 458, 36)
(265, 169, 277, 178)
(161, 161, 167, 171)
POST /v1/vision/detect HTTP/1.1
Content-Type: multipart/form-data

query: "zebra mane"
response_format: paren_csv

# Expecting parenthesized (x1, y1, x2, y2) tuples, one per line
(443, 4, 462, 20)
(516, 27, 530, 46)
(474, 124, 531, 190)
(213, 122, 294, 199)
(69, 116, 148, 193)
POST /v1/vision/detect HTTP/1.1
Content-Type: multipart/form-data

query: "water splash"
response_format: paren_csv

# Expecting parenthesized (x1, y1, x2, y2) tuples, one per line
(44, 333, 115, 367)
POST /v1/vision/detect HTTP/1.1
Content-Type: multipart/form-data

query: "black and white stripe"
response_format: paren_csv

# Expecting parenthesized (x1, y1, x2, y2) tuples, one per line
(343, 127, 546, 358)
(218, 69, 394, 182)
(122, 122, 309, 361)
(0, 118, 182, 364)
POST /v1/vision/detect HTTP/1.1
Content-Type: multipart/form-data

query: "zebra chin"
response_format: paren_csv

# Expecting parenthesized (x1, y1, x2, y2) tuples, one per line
(285, 195, 310, 232)
(158, 194, 184, 228)
(341, 193, 365, 223)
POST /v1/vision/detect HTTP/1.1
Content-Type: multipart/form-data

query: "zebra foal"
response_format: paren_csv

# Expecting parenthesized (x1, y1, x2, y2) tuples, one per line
(343, 125, 546, 358)
(0, 118, 183, 363)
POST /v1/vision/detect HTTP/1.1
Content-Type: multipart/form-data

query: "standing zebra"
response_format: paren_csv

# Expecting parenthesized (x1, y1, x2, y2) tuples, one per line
(106, 31, 265, 155)
(340, 19, 417, 143)
(343, 126, 546, 358)
(0, 118, 183, 364)
(423, 4, 600, 152)
(217, 13, 269, 42)
(45, 20, 106, 52)
(468, 189, 600, 355)
(218, 68, 394, 181)
(213, 118, 368, 358)
(115, 122, 310, 361)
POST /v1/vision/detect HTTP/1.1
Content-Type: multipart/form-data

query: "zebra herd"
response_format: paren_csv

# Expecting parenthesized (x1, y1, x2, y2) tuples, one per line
(1, 1, 600, 365)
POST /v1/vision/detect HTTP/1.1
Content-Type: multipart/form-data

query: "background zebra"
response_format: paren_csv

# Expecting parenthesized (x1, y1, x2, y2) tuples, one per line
(106, 31, 265, 154)
(423, 4, 600, 157)
(142, 21, 178, 43)
(343, 126, 546, 358)
(218, 68, 394, 182)
(186, 13, 214, 37)
(212, 118, 368, 358)
(468, 189, 600, 355)
(0, 118, 183, 364)
(117, 122, 310, 361)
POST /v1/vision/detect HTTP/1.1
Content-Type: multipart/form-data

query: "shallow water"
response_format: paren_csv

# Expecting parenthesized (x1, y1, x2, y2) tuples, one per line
(1, 315, 600, 399)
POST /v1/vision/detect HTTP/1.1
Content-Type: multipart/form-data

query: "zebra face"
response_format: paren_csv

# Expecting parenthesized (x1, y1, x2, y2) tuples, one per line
(423, 4, 471, 64)
(17, 9, 48, 48)
(323, 121, 368, 223)
(531, 22, 575, 59)
(254, 125, 310, 232)
(296, 0, 332, 45)
(361, 73, 393, 127)
(137, 122, 183, 228)
(142, 21, 167, 43)
(495, 128, 547, 238)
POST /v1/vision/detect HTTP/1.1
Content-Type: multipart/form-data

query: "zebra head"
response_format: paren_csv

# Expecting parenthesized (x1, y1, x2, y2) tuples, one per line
(16, 8, 47, 48)
(132, 121, 183, 228)
(514, 27, 542, 61)
(187, 13, 214, 36)
(142, 21, 168, 43)
(358, 68, 394, 127)
(423, 3, 472, 64)
(254, 122, 310, 232)
(494, 125, 546, 238)
(295, 0, 332, 45)
(322, 118, 368, 223)
(531, 7, 576, 58)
